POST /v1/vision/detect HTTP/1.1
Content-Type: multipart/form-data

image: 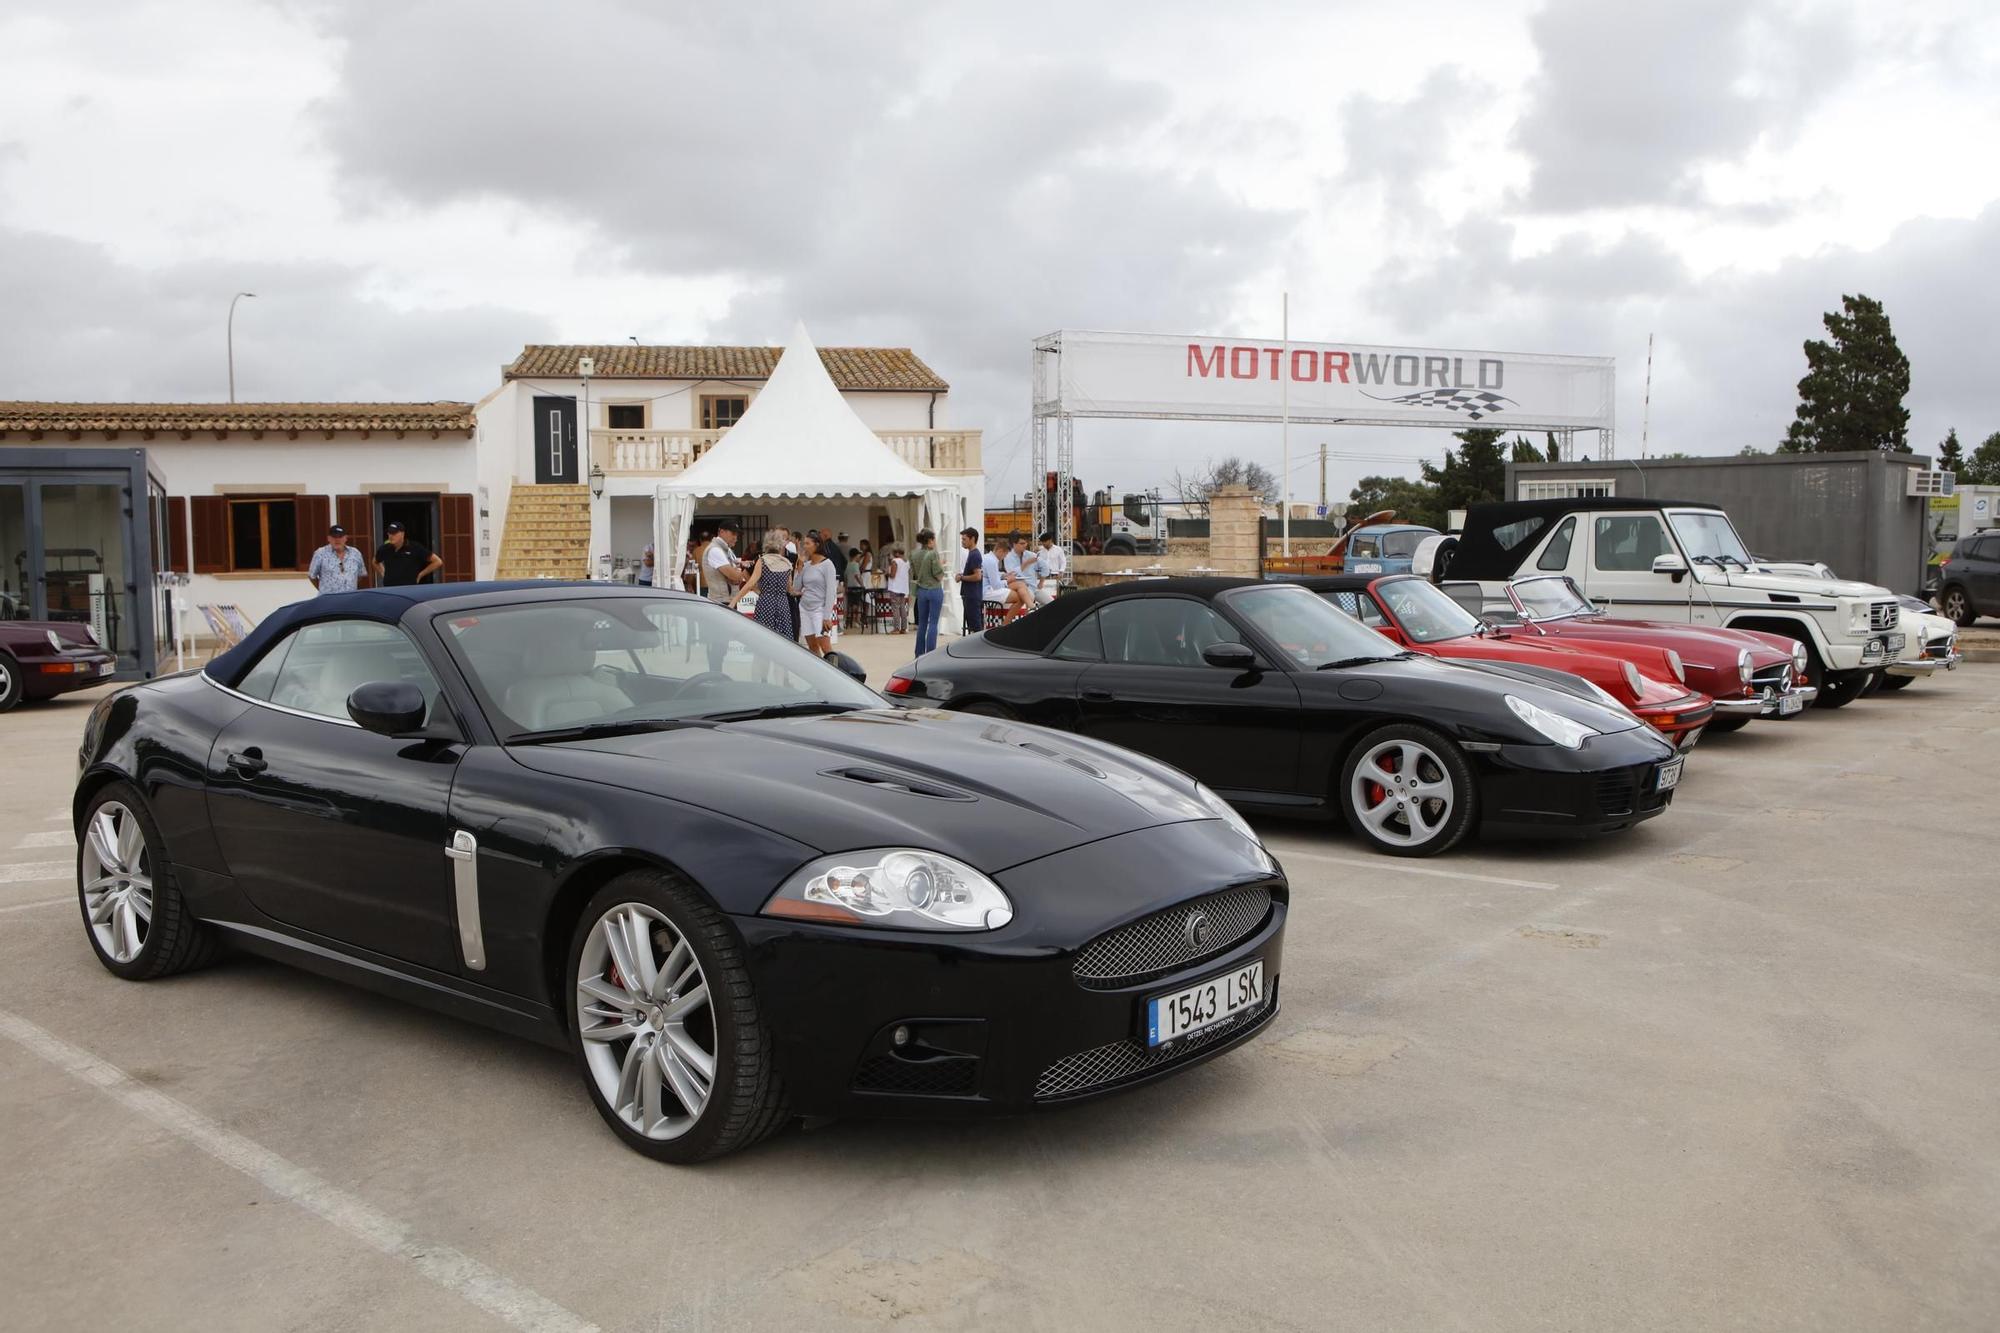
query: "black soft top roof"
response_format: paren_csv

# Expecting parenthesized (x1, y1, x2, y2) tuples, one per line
(204, 581, 691, 686)
(1449, 498, 1713, 581)
(984, 576, 1262, 653)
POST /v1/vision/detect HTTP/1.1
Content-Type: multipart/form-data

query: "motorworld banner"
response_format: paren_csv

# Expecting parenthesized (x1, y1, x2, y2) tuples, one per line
(1043, 329, 1615, 431)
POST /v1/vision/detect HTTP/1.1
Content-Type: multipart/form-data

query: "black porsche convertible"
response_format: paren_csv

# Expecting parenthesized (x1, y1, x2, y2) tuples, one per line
(885, 578, 1681, 856)
(72, 583, 1285, 1162)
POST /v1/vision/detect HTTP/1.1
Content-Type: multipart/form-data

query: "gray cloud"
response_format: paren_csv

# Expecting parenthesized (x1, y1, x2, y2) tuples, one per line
(0, 225, 549, 402)
(1514, 0, 1855, 212)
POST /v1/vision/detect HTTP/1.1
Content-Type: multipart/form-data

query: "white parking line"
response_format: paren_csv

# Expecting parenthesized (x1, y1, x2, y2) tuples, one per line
(0, 1009, 599, 1333)
(1268, 845, 1558, 891)
(0, 861, 71, 885)
(13, 831, 72, 849)
(0, 897, 70, 915)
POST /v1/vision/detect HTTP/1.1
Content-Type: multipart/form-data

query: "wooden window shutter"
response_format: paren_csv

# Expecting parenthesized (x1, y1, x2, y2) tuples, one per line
(167, 497, 188, 573)
(190, 496, 229, 574)
(440, 493, 475, 583)
(294, 495, 331, 571)
(335, 495, 375, 587)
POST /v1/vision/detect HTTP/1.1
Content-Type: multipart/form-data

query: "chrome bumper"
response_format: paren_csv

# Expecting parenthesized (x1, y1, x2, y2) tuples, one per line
(1885, 650, 1961, 676)
(1711, 684, 1820, 717)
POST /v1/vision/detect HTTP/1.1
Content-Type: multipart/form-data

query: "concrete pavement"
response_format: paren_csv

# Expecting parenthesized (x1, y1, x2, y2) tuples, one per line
(1, 660, 1996, 1330)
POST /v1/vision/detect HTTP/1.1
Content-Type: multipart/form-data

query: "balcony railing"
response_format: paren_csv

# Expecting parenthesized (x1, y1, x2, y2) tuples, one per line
(592, 427, 981, 477)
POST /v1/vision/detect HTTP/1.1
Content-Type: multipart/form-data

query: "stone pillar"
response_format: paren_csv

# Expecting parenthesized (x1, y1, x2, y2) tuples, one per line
(1207, 484, 1262, 577)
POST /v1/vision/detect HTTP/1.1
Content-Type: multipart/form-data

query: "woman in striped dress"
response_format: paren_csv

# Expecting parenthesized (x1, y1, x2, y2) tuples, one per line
(732, 532, 796, 641)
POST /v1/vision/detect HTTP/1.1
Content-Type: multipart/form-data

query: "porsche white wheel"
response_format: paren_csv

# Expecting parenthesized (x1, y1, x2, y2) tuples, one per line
(1339, 723, 1480, 857)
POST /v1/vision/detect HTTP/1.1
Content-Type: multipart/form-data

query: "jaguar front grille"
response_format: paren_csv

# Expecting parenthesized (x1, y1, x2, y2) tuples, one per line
(1033, 994, 1275, 1100)
(1070, 886, 1272, 988)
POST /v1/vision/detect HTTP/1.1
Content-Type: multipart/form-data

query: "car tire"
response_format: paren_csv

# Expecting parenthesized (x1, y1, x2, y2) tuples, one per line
(0, 651, 22, 713)
(78, 783, 222, 980)
(1878, 673, 1914, 692)
(566, 870, 789, 1163)
(1103, 538, 1137, 557)
(1815, 669, 1869, 709)
(1338, 723, 1479, 858)
(1705, 716, 1751, 734)
(1939, 585, 1975, 627)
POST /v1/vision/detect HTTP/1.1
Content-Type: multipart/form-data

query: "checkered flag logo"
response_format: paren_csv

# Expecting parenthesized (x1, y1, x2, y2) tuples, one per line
(1364, 388, 1516, 420)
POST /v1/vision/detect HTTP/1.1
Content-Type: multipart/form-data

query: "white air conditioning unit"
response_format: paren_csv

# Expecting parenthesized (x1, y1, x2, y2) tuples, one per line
(1908, 469, 1955, 498)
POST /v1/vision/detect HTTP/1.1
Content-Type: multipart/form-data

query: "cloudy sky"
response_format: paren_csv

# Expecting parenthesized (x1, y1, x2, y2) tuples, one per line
(2, 0, 1996, 503)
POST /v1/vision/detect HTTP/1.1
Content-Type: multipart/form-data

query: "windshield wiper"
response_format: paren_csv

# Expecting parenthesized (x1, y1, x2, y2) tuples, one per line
(694, 701, 871, 723)
(1316, 652, 1408, 670)
(509, 718, 704, 746)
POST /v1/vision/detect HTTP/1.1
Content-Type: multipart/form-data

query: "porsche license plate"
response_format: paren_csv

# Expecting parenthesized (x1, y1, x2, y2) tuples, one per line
(1146, 961, 1263, 1047)
(96, 661, 116, 676)
(1655, 757, 1684, 792)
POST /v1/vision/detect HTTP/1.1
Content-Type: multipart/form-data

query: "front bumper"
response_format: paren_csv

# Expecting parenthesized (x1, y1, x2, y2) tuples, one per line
(736, 819, 1287, 1119)
(1710, 682, 1819, 717)
(1475, 726, 1680, 839)
(1885, 646, 1961, 676)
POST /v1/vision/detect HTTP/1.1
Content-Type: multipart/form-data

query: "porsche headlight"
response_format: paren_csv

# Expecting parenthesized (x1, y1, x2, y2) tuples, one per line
(763, 849, 1013, 931)
(1620, 661, 1644, 698)
(1666, 649, 1685, 684)
(1505, 694, 1598, 749)
(1192, 780, 1274, 869)
(1737, 648, 1754, 683)
(47, 629, 65, 652)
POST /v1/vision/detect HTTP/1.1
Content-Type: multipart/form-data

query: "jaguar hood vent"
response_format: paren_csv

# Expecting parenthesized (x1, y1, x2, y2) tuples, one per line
(820, 767, 976, 801)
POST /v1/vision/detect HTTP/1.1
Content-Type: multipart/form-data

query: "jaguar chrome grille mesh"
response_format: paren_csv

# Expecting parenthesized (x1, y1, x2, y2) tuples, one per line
(1034, 997, 1273, 1100)
(1070, 887, 1272, 988)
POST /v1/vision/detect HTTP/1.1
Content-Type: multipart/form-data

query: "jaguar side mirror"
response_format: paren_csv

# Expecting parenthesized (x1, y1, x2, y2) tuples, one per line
(347, 680, 429, 736)
(1652, 553, 1689, 582)
(825, 650, 867, 685)
(1201, 642, 1258, 671)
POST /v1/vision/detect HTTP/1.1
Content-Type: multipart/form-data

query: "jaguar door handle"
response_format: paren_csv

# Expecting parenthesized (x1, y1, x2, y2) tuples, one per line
(1081, 688, 1115, 702)
(225, 748, 267, 776)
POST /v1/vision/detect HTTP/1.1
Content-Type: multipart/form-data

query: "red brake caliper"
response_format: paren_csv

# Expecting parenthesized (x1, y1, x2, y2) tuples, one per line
(1366, 751, 1397, 808)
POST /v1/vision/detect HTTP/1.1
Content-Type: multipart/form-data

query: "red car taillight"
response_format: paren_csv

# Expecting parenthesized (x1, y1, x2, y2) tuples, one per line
(883, 674, 913, 695)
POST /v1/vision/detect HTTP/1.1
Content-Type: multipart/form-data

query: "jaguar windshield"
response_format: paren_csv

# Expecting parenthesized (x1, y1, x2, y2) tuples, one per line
(1508, 576, 1598, 622)
(1225, 583, 1406, 668)
(437, 595, 881, 741)
(1668, 510, 1752, 569)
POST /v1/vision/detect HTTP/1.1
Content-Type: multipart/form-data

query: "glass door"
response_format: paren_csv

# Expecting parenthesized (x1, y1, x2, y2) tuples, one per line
(0, 484, 27, 622)
(32, 479, 136, 667)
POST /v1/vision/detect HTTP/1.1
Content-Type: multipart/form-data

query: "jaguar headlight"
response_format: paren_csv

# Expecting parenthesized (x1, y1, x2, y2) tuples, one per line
(763, 849, 1012, 931)
(1666, 649, 1685, 684)
(1505, 694, 1598, 749)
(1192, 780, 1274, 870)
(1737, 648, 1754, 683)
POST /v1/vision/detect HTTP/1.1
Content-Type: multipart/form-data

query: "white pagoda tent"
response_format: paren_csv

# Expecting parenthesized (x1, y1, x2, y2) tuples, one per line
(655, 323, 973, 632)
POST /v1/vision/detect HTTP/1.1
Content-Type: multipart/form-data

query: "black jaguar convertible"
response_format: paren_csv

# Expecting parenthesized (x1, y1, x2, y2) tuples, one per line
(72, 583, 1285, 1162)
(886, 578, 1681, 856)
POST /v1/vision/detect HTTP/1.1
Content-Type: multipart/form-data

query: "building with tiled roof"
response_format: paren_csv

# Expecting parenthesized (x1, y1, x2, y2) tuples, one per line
(0, 401, 475, 438)
(502, 345, 948, 392)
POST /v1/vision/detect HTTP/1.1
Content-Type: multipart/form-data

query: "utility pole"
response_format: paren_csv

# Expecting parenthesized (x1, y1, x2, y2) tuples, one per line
(1280, 292, 1291, 556)
(1318, 442, 1328, 510)
(1640, 332, 1654, 459)
(227, 291, 256, 403)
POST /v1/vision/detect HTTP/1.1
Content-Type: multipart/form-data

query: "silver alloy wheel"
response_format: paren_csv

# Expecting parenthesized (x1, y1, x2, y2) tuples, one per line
(0, 656, 14, 699)
(1942, 588, 1969, 621)
(1350, 739, 1455, 848)
(576, 903, 716, 1140)
(81, 802, 153, 963)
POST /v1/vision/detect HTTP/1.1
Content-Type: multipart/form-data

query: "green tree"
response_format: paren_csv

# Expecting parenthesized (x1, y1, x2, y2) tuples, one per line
(1962, 431, 2000, 486)
(1509, 435, 1542, 464)
(1348, 474, 1442, 529)
(1545, 432, 1563, 463)
(1420, 427, 1506, 517)
(1779, 293, 1911, 454)
(1937, 428, 1964, 475)
(1737, 444, 1766, 457)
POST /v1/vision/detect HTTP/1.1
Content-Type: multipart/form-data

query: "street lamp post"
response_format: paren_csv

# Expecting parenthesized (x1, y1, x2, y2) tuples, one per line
(227, 292, 257, 403)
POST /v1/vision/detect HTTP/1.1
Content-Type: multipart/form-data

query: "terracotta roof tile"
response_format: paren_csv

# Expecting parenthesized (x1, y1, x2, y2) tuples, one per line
(0, 401, 476, 435)
(503, 345, 949, 391)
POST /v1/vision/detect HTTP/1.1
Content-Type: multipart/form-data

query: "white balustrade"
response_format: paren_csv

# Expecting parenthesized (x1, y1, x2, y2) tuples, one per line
(593, 428, 981, 476)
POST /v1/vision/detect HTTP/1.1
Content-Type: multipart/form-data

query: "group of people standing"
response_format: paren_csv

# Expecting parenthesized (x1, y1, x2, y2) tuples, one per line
(692, 521, 912, 658)
(907, 528, 1065, 655)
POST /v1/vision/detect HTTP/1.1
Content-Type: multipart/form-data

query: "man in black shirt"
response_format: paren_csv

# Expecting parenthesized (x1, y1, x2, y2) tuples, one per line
(375, 522, 444, 586)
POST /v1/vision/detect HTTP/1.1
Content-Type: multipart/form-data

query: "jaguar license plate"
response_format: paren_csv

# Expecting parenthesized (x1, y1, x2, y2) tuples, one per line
(1778, 691, 1804, 716)
(1146, 960, 1263, 1047)
(1655, 757, 1684, 792)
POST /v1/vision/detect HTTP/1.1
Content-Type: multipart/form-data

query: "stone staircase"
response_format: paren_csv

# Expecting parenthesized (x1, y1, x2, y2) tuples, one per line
(495, 483, 591, 580)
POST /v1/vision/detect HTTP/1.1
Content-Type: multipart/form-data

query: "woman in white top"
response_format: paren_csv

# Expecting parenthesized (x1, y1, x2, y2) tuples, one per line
(796, 532, 841, 657)
(885, 547, 910, 633)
